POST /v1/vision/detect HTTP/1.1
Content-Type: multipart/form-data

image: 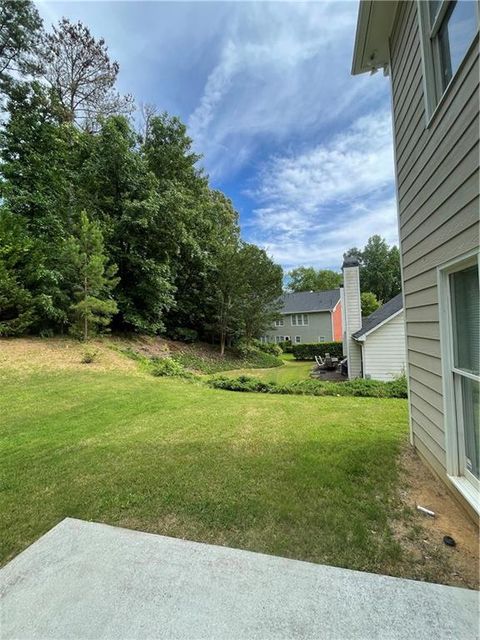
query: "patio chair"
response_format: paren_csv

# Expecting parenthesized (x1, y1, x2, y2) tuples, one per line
(314, 355, 325, 368)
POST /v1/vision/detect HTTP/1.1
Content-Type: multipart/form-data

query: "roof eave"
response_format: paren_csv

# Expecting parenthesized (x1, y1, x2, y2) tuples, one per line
(351, 0, 399, 75)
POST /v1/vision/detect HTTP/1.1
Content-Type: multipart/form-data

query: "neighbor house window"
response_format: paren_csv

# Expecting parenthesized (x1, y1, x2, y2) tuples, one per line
(291, 314, 308, 326)
(295, 336, 301, 343)
(275, 318, 284, 327)
(318, 336, 325, 342)
(439, 252, 479, 505)
(418, 0, 479, 118)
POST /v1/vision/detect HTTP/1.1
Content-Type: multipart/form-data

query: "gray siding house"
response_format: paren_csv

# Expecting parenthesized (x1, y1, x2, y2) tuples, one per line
(353, 1, 479, 517)
(262, 290, 342, 344)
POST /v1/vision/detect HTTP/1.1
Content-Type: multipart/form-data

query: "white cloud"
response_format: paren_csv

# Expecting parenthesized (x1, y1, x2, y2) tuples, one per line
(188, 1, 383, 179)
(246, 111, 398, 270)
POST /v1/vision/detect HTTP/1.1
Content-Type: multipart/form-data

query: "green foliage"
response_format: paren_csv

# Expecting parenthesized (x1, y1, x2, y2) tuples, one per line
(361, 291, 381, 317)
(254, 340, 283, 357)
(292, 341, 343, 360)
(173, 349, 283, 374)
(66, 211, 118, 340)
(169, 327, 198, 343)
(345, 235, 401, 301)
(209, 374, 408, 399)
(150, 357, 188, 378)
(287, 267, 342, 292)
(0, 0, 43, 97)
(0, 16, 283, 344)
(0, 210, 35, 335)
(278, 341, 293, 353)
(81, 347, 99, 364)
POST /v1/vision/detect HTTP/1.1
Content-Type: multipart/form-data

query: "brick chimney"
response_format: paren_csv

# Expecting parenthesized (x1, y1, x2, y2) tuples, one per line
(341, 256, 363, 379)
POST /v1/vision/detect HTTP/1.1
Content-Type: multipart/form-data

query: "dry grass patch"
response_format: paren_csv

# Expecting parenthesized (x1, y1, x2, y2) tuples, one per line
(0, 337, 138, 377)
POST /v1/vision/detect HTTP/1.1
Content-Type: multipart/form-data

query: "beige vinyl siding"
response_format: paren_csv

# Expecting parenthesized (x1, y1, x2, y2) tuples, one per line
(362, 312, 406, 381)
(390, 2, 480, 486)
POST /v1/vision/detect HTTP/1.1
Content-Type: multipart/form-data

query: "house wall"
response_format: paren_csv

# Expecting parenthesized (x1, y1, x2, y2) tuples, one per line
(265, 311, 334, 343)
(361, 312, 406, 381)
(331, 301, 343, 342)
(389, 2, 479, 503)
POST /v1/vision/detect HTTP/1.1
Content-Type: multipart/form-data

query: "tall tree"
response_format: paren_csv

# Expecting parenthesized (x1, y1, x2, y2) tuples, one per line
(0, 81, 88, 333)
(237, 243, 283, 343)
(41, 18, 133, 127)
(80, 115, 175, 333)
(344, 235, 401, 301)
(66, 211, 118, 340)
(287, 267, 342, 292)
(206, 241, 243, 356)
(0, 0, 42, 97)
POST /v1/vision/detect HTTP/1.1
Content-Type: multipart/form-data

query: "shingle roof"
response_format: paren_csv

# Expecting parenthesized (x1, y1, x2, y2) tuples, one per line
(280, 289, 341, 314)
(352, 293, 403, 339)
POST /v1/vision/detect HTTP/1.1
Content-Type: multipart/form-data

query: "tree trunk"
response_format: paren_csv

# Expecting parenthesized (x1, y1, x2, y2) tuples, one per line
(220, 330, 225, 357)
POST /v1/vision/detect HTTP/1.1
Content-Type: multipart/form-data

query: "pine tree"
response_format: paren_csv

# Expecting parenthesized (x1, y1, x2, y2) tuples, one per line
(67, 211, 118, 340)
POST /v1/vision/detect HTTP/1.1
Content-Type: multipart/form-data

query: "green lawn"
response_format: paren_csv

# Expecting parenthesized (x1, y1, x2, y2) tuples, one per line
(1, 362, 409, 575)
(213, 356, 313, 384)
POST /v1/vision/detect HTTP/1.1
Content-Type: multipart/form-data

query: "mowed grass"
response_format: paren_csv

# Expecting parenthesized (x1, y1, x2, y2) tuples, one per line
(0, 364, 409, 575)
(215, 356, 313, 384)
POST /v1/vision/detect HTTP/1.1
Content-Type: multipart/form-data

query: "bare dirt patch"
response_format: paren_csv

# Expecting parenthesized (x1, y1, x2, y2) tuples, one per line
(393, 444, 479, 590)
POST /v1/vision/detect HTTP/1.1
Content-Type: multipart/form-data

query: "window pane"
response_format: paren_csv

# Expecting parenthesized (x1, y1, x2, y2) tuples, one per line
(450, 264, 479, 375)
(438, 0, 478, 89)
(460, 376, 480, 479)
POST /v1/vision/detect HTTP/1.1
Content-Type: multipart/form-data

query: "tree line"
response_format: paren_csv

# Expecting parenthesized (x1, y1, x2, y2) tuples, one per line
(287, 235, 401, 316)
(0, 1, 282, 351)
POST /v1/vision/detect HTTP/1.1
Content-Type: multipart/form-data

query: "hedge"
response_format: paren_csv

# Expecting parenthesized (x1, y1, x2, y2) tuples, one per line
(208, 375, 408, 399)
(292, 341, 343, 360)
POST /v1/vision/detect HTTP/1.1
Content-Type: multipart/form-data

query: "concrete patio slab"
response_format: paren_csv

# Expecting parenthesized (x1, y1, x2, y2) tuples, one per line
(1, 518, 478, 640)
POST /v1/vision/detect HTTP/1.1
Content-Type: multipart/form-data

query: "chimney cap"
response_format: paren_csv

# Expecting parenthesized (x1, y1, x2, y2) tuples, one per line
(342, 256, 360, 269)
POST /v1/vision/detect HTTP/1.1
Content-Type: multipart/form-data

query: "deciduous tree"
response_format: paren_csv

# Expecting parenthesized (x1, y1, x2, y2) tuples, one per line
(287, 267, 342, 292)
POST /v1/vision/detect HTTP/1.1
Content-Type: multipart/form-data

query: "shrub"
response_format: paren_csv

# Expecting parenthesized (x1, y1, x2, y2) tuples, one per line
(278, 341, 293, 353)
(210, 375, 277, 393)
(255, 341, 283, 357)
(208, 374, 408, 399)
(292, 341, 343, 360)
(81, 347, 99, 364)
(150, 357, 188, 377)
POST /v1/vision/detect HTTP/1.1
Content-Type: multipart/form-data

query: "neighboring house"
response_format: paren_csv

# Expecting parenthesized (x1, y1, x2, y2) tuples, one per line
(262, 290, 342, 344)
(352, 1, 479, 517)
(341, 257, 406, 381)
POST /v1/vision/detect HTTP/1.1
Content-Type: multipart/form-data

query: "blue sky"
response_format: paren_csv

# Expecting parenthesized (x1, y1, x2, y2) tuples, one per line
(37, 1, 398, 272)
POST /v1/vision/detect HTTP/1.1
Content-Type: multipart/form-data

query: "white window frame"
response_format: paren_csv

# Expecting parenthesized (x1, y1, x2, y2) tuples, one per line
(318, 336, 325, 342)
(418, 0, 480, 122)
(438, 249, 480, 513)
(275, 318, 284, 327)
(291, 314, 309, 326)
(294, 336, 301, 344)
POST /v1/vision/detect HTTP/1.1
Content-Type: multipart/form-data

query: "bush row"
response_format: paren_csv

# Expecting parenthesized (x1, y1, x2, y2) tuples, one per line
(292, 341, 343, 360)
(208, 374, 408, 399)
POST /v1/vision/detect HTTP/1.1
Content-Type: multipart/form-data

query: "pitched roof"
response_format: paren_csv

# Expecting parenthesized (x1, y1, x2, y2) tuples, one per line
(352, 293, 403, 339)
(280, 290, 340, 314)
